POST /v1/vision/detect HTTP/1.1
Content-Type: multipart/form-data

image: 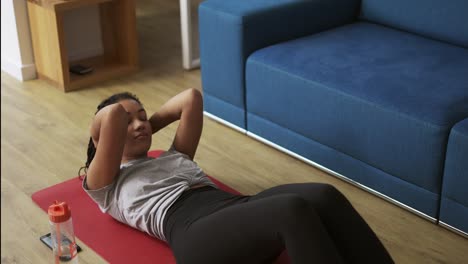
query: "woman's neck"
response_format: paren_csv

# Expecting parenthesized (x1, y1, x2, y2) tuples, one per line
(121, 154, 148, 164)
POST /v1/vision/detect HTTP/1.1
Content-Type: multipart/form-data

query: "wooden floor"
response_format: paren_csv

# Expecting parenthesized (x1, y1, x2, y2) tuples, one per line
(1, 1, 467, 263)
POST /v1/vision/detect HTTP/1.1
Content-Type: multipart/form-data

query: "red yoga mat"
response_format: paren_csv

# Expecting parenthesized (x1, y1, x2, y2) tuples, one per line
(32, 150, 289, 264)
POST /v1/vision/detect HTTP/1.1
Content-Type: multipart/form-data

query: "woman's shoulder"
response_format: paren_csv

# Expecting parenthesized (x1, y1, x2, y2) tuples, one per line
(159, 145, 191, 160)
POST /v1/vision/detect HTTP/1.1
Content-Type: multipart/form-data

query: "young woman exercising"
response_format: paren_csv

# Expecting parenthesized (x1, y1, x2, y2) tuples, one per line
(81, 88, 394, 264)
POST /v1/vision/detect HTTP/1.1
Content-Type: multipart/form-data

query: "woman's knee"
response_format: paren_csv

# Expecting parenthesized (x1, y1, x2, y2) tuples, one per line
(276, 194, 312, 218)
(312, 184, 352, 213)
(293, 183, 342, 201)
(315, 183, 344, 200)
(272, 195, 324, 236)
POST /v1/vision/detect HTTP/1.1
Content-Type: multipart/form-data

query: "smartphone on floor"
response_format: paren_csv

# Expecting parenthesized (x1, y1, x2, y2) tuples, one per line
(39, 233, 82, 252)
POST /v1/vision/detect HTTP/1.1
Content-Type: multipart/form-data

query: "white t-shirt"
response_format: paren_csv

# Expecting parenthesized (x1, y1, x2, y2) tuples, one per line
(82, 148, 217, 241)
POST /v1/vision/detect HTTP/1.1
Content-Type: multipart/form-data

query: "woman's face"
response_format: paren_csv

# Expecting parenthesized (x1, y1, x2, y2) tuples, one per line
(118, 99, 152, 160)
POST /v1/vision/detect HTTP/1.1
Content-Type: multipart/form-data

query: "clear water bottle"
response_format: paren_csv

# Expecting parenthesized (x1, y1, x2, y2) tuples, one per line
(48, 201, 79, 263)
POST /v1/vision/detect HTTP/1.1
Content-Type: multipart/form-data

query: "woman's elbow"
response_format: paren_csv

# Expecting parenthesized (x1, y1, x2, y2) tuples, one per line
(186, 88, 203, 109)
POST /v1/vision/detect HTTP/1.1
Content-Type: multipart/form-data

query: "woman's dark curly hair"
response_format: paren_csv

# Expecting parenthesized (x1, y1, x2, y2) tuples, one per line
(78, 92, 142, 178)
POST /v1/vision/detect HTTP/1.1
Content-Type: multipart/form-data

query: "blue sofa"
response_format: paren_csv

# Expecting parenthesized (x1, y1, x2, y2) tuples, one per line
(199, 0, 468, 236)
(440, 118, 468, 235)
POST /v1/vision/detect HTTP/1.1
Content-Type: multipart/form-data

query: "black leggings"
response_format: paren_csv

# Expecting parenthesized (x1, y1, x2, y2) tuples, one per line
(163, 183, 394, 264)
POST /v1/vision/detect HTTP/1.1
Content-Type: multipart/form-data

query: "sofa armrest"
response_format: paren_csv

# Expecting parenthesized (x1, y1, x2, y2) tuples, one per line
(440, 117, 468, 234)
(199, 0, 360, 128)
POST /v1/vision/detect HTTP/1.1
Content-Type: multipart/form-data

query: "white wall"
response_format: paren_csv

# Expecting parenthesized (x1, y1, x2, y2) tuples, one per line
(1, 0, 103, 81)
(63, 6, 103, 61)
(1, 0, 36, 81)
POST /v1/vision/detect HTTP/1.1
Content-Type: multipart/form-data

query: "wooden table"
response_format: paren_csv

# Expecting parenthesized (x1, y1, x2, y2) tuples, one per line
(27, 0, 138, 92)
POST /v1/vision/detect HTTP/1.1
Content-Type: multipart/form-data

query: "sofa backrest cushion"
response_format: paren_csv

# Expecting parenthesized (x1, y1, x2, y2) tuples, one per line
(359, 0, 468, 48)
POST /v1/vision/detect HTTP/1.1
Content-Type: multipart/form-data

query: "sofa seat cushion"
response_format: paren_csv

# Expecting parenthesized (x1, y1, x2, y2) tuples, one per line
(246, 22, 468, 199)
(441, 118, 468, 233)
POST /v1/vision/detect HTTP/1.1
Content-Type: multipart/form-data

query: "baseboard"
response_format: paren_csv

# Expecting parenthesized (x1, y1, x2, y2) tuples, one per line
(1, 57, 36, 81)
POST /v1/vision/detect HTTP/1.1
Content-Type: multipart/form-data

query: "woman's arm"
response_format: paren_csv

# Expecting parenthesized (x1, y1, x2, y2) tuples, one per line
(86, 104, 129, 190)
(149, 88, 203, 160)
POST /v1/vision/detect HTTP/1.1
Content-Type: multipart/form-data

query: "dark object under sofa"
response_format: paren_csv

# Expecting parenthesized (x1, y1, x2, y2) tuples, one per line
(199, 0, 468, 236)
